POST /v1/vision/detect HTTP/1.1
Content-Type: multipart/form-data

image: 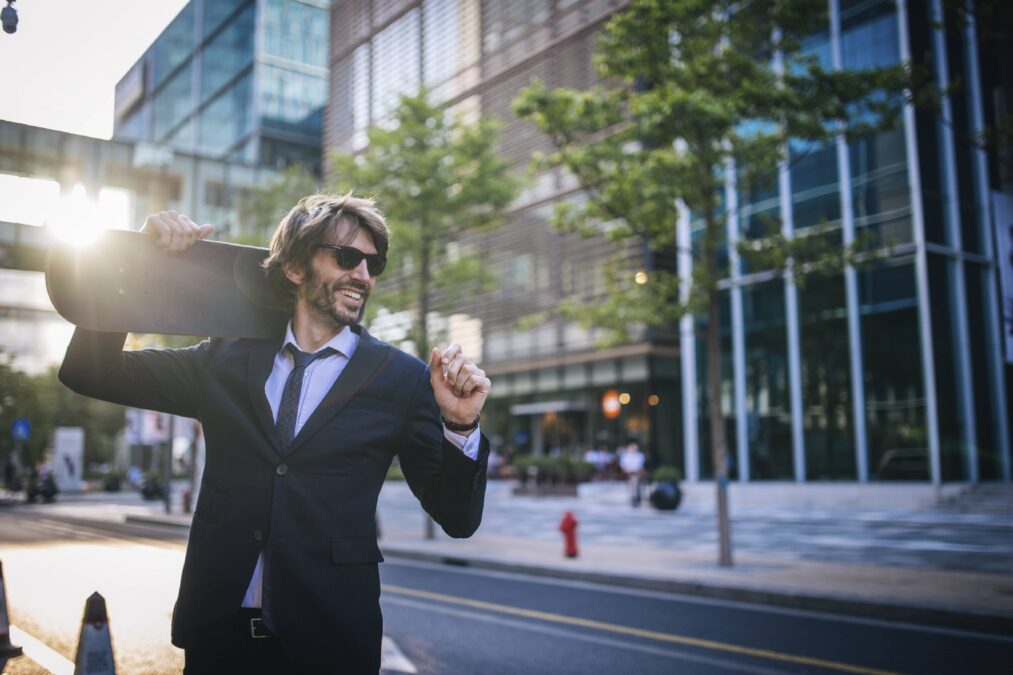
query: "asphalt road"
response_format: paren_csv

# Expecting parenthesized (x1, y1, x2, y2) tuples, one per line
(1, 506, 1011, 674)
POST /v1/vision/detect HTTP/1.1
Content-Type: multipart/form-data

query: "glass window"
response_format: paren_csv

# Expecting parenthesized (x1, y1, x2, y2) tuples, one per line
(263, 0, 329, 68)
(849, 126, 911, 247)
(423, 0, 481, 88)
(117, 107, 146, 142)
(259, 65, 326, 137)
(201, 2, 255, 102)
(153, 62, 194, 141)
(328, 45, 371, 154)
(483, 0, 550, 53)
(743, 280, 793, 479)
(372, 10, 421, 121)
(152, 3, 195, 88)
(859, 258, 928, 480)
(167, 117, 194, 153)
(791, 141, 841, 230)
(842, 0, 911, 248)
(927, 254, 970, 480)
(799, 274, 855, 479)
(695, 292, 737, 479)
(965, 263, 1001, 479)
(199, 73, 254, 157)
(204, 0, 249, 38)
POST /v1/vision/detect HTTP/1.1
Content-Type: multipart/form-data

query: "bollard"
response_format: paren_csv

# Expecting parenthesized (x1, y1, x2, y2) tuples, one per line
(74, 592, 116, 675)
(558, 510, 579, 558)
(0, 560, 24, 665)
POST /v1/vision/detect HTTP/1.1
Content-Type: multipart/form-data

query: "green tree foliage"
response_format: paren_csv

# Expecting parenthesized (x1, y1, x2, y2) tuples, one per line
(0, 357, 125, 469)
(330, 91, 520, 357)
(238, 164, 321, 246)
(514, 0, 916, 566)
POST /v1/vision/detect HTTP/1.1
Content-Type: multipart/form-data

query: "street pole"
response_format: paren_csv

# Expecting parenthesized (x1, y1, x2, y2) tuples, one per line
(164, 415, 175, 514)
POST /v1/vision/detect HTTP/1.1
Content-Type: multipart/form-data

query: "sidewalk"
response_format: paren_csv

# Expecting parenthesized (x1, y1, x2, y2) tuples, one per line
(108, 479, 1013, 636)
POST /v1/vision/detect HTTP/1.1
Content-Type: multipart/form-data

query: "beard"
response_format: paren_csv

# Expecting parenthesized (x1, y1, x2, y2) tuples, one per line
(300, 267, 370, 328)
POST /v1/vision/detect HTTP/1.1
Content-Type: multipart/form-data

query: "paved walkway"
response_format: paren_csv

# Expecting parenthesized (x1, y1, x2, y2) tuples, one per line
(8, 480, 1013, 635)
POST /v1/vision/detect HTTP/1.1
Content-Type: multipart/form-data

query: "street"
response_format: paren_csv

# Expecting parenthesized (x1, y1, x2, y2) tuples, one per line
(2, 504, 1011, 674)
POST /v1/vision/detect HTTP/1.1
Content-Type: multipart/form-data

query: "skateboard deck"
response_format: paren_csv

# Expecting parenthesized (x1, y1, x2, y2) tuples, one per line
(46, 229, 290, 339)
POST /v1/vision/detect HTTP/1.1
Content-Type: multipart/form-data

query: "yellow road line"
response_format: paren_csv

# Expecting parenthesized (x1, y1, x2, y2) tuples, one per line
(382, 584, 899, 675)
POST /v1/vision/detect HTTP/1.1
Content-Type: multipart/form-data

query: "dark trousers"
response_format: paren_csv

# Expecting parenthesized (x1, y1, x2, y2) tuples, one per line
(183, 609, 292, 675)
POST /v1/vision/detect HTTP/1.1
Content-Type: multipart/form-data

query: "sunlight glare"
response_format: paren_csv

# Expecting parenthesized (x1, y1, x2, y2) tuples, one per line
(47, 184, 107, 247)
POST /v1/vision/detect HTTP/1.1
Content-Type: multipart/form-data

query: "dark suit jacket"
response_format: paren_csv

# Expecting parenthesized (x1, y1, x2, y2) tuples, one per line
(59, 325, 488, 673)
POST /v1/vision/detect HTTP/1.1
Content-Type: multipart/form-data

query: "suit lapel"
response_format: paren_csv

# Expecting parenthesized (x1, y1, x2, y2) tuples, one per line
(247, 336, 285, 460)
(282, 326, 391, 458)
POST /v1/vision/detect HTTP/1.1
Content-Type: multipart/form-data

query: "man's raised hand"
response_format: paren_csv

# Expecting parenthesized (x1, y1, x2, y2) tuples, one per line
(429, 343, 491, 433)
(141, 211, 214, 252)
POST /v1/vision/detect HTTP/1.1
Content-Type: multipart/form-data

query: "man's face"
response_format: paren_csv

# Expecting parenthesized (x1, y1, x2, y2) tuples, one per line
(297, 225, 378, 328)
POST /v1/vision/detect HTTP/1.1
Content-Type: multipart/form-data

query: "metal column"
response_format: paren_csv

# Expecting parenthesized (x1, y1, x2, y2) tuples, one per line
(897, 0, 943, 486)
(830, 0, 870, 481)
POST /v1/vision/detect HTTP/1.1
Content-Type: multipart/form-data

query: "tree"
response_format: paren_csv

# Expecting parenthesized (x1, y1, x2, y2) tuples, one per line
(514, 0, 915, 566)
(0, 356, 125, 472)
(238, 164, 321, 247)
(330, 90, 520, 358)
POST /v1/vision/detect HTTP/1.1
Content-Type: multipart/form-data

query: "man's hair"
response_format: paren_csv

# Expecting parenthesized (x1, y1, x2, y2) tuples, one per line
(262, 192, 390, 305)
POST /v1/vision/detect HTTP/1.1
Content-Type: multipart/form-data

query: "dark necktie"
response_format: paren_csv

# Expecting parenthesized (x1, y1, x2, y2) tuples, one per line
(275, 345, 337, 450)
(263, 344, 335, 629)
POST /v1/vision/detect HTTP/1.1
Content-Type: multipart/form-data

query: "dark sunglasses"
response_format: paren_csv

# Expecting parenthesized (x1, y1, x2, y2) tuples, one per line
(316, 245, 387, 276)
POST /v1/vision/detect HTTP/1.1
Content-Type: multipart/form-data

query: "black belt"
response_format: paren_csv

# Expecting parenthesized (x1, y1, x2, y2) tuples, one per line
(237, 608, 274, 639)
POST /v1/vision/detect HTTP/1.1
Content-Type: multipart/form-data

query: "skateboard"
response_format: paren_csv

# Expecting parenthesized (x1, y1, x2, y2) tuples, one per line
(46, 229, 290, 338)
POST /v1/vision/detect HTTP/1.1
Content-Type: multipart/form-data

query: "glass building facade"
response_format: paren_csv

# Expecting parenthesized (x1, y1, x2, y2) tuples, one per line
(114, 0, 330, 173)
(327, 0, 1011, 483)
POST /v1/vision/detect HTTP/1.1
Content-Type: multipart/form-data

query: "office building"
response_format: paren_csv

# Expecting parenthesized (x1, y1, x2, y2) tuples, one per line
(326, 0, 1011, 484)
(114, 0, 330, 173)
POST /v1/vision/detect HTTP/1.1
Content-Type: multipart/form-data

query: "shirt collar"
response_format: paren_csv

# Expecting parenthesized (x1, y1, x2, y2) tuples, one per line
(282, 322, 358, 359)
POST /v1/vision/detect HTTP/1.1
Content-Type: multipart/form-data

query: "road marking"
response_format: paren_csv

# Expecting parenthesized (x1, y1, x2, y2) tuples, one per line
(385, 596, 787, 674)
(381, 635, 418, 673)
(385, 557, 1013, 644)
(382, 584, 898, 675)
(9, 624, 75, 675)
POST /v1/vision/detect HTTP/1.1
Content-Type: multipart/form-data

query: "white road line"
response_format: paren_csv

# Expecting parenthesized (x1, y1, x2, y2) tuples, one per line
(384, 596, 787, 674)
(381, 635, 418, 673)
(9, 624, 75, 675)
(383, 557, 1013, 644)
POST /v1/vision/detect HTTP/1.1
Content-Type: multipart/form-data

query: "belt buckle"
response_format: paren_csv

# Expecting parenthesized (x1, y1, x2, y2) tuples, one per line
(249, 617, 270, 639)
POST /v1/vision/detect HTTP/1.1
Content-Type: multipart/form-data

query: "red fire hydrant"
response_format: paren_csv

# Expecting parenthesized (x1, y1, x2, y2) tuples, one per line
(559, 510, 578, 558)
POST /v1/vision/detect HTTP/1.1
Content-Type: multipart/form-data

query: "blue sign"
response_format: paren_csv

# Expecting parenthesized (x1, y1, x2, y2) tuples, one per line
(11, 418, 30, 442)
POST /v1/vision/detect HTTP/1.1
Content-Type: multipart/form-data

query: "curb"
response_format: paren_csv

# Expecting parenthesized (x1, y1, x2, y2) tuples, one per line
(124, 514, 1013, 637)
(125, 514, 191, 529)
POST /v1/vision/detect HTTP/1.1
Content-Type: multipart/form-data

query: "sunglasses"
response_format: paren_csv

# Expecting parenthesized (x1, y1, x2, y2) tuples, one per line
(316, 245, 387, 276)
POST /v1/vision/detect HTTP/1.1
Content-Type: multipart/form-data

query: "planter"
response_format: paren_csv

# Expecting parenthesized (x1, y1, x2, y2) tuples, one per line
(649, 481, 682, 511)
(512, 483, 579, 497)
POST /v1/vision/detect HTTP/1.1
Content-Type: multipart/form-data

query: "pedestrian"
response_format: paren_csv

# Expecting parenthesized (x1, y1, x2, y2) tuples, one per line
(59, 194, 491, 673)
(619, 441, 646, 507)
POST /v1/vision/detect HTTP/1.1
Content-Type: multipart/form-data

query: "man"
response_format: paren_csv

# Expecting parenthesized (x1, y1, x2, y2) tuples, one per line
(619, 441, 645, 507)
(59, 194, 491, 673)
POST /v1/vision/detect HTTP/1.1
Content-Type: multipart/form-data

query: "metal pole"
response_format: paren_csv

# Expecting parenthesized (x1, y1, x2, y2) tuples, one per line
(164, 415, 175, 514)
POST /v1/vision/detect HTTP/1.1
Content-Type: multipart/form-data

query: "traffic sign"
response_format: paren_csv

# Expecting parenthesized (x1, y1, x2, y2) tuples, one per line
(11, 418, 30, 442)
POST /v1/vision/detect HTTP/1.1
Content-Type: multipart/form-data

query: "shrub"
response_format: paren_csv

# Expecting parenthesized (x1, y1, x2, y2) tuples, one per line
(652, 465, 682, 484)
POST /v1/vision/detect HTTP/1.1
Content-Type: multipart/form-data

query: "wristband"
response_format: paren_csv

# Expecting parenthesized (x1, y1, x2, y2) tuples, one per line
(442, 413, 480, 433)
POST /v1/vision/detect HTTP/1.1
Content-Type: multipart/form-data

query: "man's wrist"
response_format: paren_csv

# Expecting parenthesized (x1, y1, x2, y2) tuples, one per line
(442, 413, 480, 434)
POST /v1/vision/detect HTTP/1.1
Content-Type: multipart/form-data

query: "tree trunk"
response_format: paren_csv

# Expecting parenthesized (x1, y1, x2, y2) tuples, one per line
(704, 210, 733, 568)
(416, 237, 432, 360)
(416, 236, 436, 540)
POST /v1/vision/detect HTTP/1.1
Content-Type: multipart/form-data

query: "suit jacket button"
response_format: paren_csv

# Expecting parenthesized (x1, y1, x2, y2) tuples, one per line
(253, 529, 263, 541)
(276, 464, 288, 476)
